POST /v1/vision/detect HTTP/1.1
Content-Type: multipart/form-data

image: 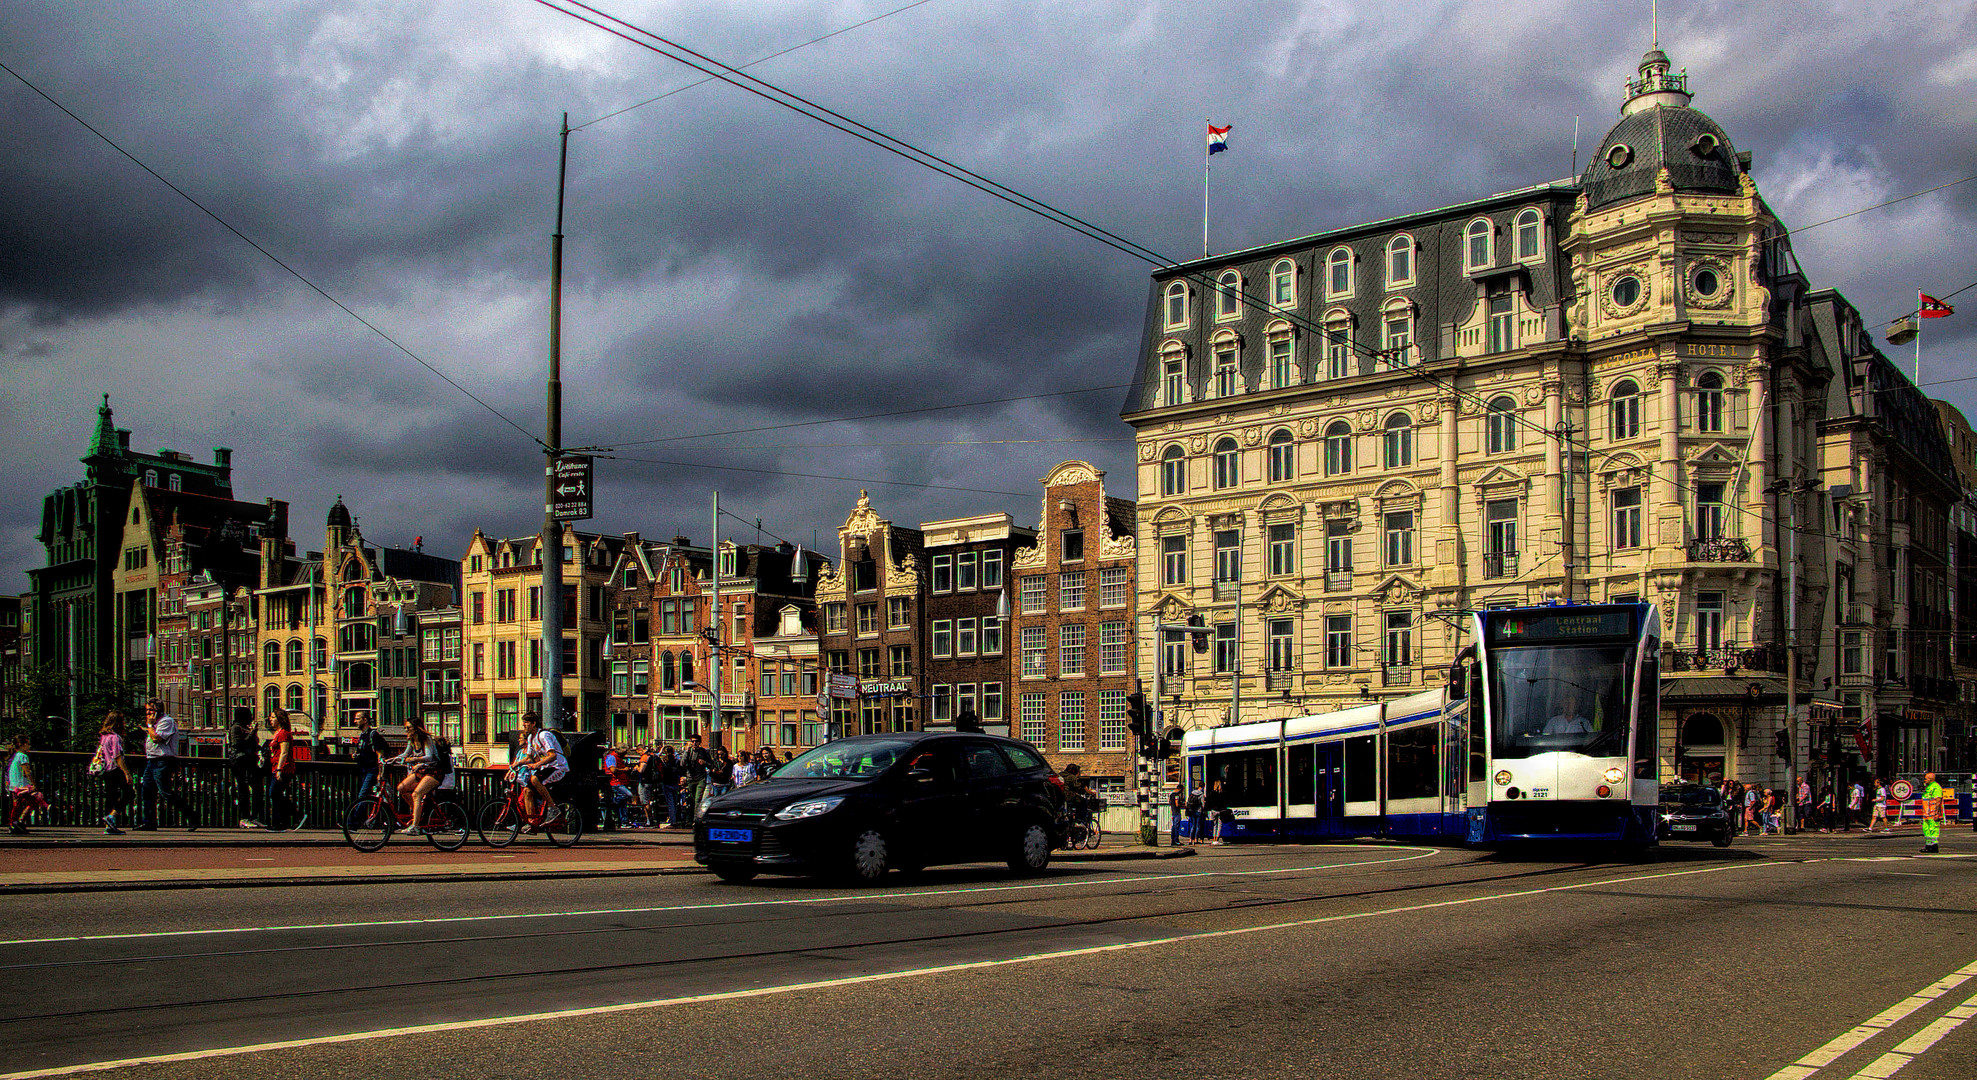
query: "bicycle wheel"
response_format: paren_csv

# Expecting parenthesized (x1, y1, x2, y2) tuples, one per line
(1085, 822, 1102, 849)
(544, 804, 585, 847)
(478, 799, 520, 848)
(424, 801, 469, 852)
(342, 798, 392, 852)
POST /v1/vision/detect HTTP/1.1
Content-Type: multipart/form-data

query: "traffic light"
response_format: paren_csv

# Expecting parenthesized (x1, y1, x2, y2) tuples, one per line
(1188, 613, 1209, 654)
(1156, 728, 1177, 760)
(1775, 729, 1790, 760)
(1126, 692, 1151, 755)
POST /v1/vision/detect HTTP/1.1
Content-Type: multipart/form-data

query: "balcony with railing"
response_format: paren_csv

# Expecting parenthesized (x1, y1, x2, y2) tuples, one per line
(1687, 537, 1752, 563)
(1663, 642, 1792, 675)
(1483, 551, 1518, 579)
(1838, 602, 1872, 626)
(1382, 664, 1413, 688)
(1264, 670, 1297, 693)
(1325, 570, 1352, 593)
(1213, 580, 1240, 602)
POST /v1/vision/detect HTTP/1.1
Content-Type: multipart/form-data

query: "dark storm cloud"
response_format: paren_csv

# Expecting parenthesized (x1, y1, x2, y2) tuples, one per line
(2, 1, 1973, 586)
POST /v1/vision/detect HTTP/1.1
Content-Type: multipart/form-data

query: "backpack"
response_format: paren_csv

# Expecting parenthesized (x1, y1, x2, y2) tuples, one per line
(431, 736, 453, 776)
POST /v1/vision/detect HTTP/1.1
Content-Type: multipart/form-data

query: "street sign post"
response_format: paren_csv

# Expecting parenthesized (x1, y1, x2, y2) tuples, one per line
(550, 455, 593, 521)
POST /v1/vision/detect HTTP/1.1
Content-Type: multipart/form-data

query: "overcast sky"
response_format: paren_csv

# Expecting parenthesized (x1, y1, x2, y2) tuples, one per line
(2, 0, 1973, 587)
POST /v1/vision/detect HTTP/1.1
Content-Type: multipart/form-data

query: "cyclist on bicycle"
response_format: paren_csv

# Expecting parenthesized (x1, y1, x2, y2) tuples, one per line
(387, 716, 448, 833)
(511, 711, 568, 828)
(1062, 764, 1098, 834)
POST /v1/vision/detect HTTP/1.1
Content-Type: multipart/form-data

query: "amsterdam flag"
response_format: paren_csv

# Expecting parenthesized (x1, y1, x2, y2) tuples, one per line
(1920, 293, 1954, 318)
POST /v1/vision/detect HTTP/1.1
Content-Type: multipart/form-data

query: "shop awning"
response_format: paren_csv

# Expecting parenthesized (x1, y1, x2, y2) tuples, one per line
(1661, 676, 1789, 702)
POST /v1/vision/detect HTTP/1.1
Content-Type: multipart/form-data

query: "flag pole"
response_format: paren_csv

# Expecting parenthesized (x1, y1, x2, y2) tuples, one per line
(1202, 118, 1211, 259)
(1916, 288, 1923, 384)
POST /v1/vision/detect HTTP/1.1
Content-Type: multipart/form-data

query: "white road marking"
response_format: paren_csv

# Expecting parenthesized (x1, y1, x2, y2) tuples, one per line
(0, 859, 1769, 1079)
(1763, 959, 1977, 1080)
(0, 847, 1442, 947)
(1844, 990, 1977, 1079)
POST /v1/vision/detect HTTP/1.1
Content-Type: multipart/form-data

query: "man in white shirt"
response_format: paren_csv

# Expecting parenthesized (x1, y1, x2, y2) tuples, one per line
(138, 699, 198, 831)
(511, 711, 569, 826)
(1543, 691, 1594, 735)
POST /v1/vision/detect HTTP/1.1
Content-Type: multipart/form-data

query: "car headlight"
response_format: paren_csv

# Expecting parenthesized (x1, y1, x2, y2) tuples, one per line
(774, 796, 845, 820)
(1603, 767, 1625, 785)
(1493, 770, 1512, 786)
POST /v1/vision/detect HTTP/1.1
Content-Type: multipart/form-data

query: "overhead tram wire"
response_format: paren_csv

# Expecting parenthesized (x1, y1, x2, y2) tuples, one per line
(537, 1, 1969, 556)
(0, 60, 546, 451)
(598, 451, 1035, 499)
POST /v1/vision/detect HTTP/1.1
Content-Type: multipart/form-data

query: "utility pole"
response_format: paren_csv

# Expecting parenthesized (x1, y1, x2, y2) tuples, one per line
(541, 114, 569, 730)
(709, 491, 723, 751)
(65, 604, 78, 745)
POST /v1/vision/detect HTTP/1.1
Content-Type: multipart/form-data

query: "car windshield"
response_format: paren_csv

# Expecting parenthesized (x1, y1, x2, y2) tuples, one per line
(776, 738, 918, 780)
(1489, 643, 1635, 760)
(1662, 787, 1721, 808)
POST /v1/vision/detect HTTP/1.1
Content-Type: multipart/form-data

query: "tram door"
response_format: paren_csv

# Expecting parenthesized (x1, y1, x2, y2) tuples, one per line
(1315, 744, 1345, 828)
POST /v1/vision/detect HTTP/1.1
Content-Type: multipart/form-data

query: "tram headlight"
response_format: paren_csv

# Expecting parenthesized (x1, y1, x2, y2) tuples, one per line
(1602, 766, 1625, 785)
(1493, 770, 1512, 787)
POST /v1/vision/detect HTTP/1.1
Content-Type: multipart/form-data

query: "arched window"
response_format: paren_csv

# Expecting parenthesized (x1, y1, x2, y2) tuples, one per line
(1164, 281, 1189, 329)
(343, 587, 365, 618)
(313, 637, 327, 668)
(286, 639, 304, 672)
(167, 473, 181, 492)
(1486, 396, 1518, 454)
(1466, 218, 1493, 271)
(285, 683, 305, 714)
(1160, 342, 1187, 406)
(264, 641, 281, 674)
(660, 651, 676, 691)
(1324, 422, 1353, 476)
(1327, 247, 1353, 297)
(1384, 413, 1413, 468)
(345, 661, 374, 692)
(263, 686, 280, 717)
(1270, 259, 1296, 307)
(144, 470, 158, 487)
(679, 652, 694, 686)
(1610, 379, 1642, 440)
(1215, 269, 1242, 320)
(1161, 445, 1187, 496)
(342, 560, 364, 582)
(1386, 234, 1413, 288)
(1680, 713, 1726, 747)
(1515, 208, 1543, 261)
(1212, 335, 1239, 397)
(1268, 429, 1295, 482)
(1695, 371, 1725, 432)
(1381, 300, 1413, 368)
(1213, 438, 1240, 489)
(1324, 311, 1353, 380)
(1266, 323, 1295, 388)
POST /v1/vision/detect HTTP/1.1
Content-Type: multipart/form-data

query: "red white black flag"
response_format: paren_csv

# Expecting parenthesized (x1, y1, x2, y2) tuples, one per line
(1920, 293, 1954, 318)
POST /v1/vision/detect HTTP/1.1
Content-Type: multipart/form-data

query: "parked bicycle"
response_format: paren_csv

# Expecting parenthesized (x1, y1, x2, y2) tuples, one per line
(478, 775, 584, 847)
(341, 768, 468, 852)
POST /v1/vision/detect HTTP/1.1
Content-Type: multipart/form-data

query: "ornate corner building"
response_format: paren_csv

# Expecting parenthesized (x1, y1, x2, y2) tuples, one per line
(1122, 47, 1973, 788)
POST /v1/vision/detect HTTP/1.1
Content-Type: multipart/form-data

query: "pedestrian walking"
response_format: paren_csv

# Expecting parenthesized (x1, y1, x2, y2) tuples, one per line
(1870, 778, 1889, 832)
(1761, 789, 1780, 835)
(1847, 779, 1865, 832)
(137, 699, 197, 831)
(1920, 772, 1944, 854)
(1186, 783, 1206, 844)
(265, 708, 298, 832)
(93, 711, 134, 834)
(1205, 780, 1230, 845)
(1743, 783, 1760, 836)
(1168, 785, 1185, 846)
(1795, 777, 1812, 833)
(352, 712, 389, 802)
(656, 745, 684, 827)
(731, 753, 757, 788)
(227, 707, 265, 828)
(6, 734, 43, 835)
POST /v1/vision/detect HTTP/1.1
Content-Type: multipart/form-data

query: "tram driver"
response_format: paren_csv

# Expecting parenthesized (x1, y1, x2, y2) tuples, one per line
(1543, 689, 1595, 735)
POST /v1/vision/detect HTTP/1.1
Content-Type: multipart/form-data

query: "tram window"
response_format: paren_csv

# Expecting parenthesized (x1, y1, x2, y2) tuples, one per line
(1287, 744, 1316, 806)
(1209, 749, 1278, 807)
(1387, 725, 1439, 801)
(1633, 646, 1660, 779)
(1468, 703, 1487, 783)
(1489, 643, 1635, 760)
(1344, 736, 1376, 803)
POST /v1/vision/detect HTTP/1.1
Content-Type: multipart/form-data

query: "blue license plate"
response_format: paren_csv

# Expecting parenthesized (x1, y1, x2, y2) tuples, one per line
(708, 828, 753, 843)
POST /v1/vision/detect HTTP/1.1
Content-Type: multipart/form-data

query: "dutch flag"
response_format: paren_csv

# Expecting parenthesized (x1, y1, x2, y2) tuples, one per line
(1207, 122, 1231, 155)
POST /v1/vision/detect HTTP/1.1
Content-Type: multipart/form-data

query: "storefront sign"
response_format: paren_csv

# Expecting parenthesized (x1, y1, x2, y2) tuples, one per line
(860, 680, 911, 698)
(827, 673, 859, 699)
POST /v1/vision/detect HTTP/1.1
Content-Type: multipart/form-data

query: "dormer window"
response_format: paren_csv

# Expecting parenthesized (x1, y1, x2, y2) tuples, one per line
(1327, 247, 1353, 298)
(1514, 209, 1543, 262)
(1212, 335, 1239, 398)
(1215, 270, 1242, 320)
(1163, 281, 1189, 329)
(1385, 235, 1413, 289)
(1161, 344, 1186, 406)
(1270, 259, 1297, 307)
(1465, 219, 1493, 272)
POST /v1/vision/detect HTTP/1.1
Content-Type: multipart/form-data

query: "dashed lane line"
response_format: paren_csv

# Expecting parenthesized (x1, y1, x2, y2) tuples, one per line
(1845, 990, 1977, 1079)
(1764, 959, 1977, 1080)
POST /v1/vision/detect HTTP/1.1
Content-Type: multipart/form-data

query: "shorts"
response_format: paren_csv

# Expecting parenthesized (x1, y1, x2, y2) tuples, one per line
(521, 765, 567, 787)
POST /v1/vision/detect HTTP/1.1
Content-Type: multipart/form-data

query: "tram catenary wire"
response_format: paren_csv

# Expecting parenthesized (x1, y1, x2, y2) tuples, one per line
(0, 855, 1634, 1026)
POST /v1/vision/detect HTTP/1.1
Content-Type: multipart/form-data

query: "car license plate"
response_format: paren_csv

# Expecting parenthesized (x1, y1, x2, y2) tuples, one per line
(1673, 824, 1697, 832)
(708, 828, 753, 843)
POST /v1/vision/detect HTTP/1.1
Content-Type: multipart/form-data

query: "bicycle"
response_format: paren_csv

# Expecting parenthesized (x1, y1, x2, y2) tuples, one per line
(341, 769, 469, 852)
(1058, 805, 1102, 850)
(477, 775, 584, 848)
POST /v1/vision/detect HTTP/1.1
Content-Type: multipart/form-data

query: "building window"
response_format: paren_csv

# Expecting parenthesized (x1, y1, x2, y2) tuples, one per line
(1612, 487, 1642, 549)
(857, 648, 881, 678)
(856, 603, 878, 636)
(1384, 511, 1414, 565)
(1268, 619, 1295, 672)
(956, 551, 977, 591)
(1486, 396, 1517, 454)
(1060, 571, 1086, 611)
(1325, 317, 1352, 379)
(1486, 292, 1515, 353)
(1059, 692, 1086, 751)
(1695, 371, 1726, 432)
(631, 660, 649, 695)
(888, 596, 910, 628)
(1213, 623, 1237, 673)
(1162, 630, 1188, 678)
(1020, 693, 1047, 745)
(1214, 529, 1241, 589)
(1164, 281, 1188, 329)
(1020, 625, 1047, 678)
(1270, 259, 1296, 307)
(1062, 529, 1085, 563)
(1514, 208, 1543, 261)
(1098, 690, 1129, 751)
(1162, 349, 1185, 406)
(981, 548, 1003, 589)
(1268, 428, 1295, 482)
(1099, 567, 1129, 608)
(1213, 341, 1238, 398)
(1327, 247, 1353, 297)
(1384, 611, 1413, 667)
(1162, 535, 1187, 586)
(1383, 413, 1412, 468)
(1326, 614, 1353, 668)
(822, 602, 846, 633)
(931, 685, 952, 723)
(1161, 445, 1187, 496)
(932, 620, 953, 658)
(1381, 305, 1412, 367)
(981, 615, 1003, 656)
(1059, 623, 1086, 675)
(1695, 592, 1725, 651)
(1324, 421, 1353, 476)
(287, 639, 304, 671)
(890, 645, 912, 678)
(1020, 575, 1047, 614)
(1841, 630, 1863, 676)
(1610, 380, 1641, 440)
(1465, 218, 1493, 270)
(1269, 335, 1295, 388)
(1215, 269, 1242, 320)
(955, 617, 977, 656)
(1213, 438, 1240, 489)
(1485, 499, 1518, 578)
(1326, 521, 1353, 576)
(1268, 523, 1296, 576)
(932, 553, 953, 593)
(1386, 234, 1413, 288)
(1694, 482, 1726, 539)
(1099, 622, 1127, 673)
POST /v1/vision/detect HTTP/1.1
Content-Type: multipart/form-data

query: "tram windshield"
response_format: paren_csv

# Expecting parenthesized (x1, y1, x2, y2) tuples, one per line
(1488, 643, 1635, 759)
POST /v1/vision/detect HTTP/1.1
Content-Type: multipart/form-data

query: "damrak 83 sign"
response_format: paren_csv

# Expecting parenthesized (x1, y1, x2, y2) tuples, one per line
(551, 455, 593, 521)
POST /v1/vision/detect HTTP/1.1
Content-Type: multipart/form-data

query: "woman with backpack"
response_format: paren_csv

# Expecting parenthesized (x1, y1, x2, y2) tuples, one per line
(228, 707, 265, 829)
(94, 711, 135, 834)
(391, 715, 450, 834)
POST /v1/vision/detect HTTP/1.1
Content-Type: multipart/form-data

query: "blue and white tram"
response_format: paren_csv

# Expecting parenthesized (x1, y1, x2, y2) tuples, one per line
(1181, 602, 1661, 847)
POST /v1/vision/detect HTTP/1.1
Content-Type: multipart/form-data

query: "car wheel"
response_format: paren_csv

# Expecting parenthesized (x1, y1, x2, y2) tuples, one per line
(1006, 821, 1051, 876)
(712, 864, 759, 884)
(846, 829, 889, 884)
(1712, 831, 1732, 848)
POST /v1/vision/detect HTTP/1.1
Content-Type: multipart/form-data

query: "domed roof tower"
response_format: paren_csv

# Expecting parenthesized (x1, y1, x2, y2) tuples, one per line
(1581, 48, 1741, 211)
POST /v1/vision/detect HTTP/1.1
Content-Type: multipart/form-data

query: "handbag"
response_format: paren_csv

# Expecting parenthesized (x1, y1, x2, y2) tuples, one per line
(87, 758, 105, 775)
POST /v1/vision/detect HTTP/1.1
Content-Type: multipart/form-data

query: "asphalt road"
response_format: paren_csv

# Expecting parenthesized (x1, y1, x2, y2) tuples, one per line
(2, 832, 1973, 1080)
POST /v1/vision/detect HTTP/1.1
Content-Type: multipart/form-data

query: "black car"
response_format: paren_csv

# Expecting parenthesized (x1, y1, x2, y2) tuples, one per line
(1658, 783, 1733, 846)
(694, 732, 1066, 884)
